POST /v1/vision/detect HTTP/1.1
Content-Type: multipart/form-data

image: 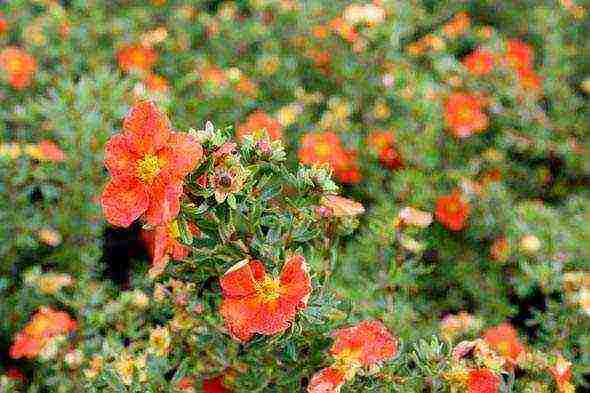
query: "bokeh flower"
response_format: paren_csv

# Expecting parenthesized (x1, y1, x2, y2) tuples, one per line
(220, 255, 311, 342)
(10, 307, 76, 360)
(236, 110, 283, 142)
(467, 369, 500, 393)
(100, 101, 203, 227)
(435, 192, 470, 231)
(483, 323, 525, 366)
(0, 47, 37, 90)
(117, 43, 157, 74)
(463, 48, 495, 76)
(444, 92, 488, 138)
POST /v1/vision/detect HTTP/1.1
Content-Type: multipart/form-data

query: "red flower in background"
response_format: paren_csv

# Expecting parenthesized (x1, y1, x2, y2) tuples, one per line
(368, 131, 403, 170)
(435, 192, 470, 231)
(463, 48, 495, 76)
(117, 43, 157, 74)
(142, 221, 194, 277)
(307, 367, 347, 393)
(444, 93, 488, 138)
(38, 140, 67, 162)
(0, 47, 37, 90)
(298, 132, 361, 184)
(10, 307, 77, 359)
(236, 110, 283, 142)
(483, 323, 525, 366)
(100, 101, 203, 227)
(203, 376, 233, 393)
(220, 255, 311, 342)
(467, 369, 501, 393)
(144, 73, 169, 93)
(504, 39, 534, 71)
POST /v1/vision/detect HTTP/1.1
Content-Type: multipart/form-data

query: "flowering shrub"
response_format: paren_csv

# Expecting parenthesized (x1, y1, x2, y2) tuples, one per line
(0, 1, 588, 392)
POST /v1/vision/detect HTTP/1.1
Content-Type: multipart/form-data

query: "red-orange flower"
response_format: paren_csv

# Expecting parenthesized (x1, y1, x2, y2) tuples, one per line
(329, 18, 358, 43)
(298, 132, 361, 184)
(117, 43, 157, 74)
(0, 13, 8, 34)
(38, 140, 66, 162)
(463, 48, 495, 76)
(142, 221, 191, 277)
(549, 354, 573, 392)
(100, 101, 203, 227)
(236, 111, 283, 142)
(467, 369, 500, 393)
(144, 73, 169, 93)
(10, 307, 77, 359)
(483, 323, 525, 366)
(435, 192, 470, 231)
(504, 39, 534, 71)
(0, 47, 37, 90)
(330, 320, 398, 367)
(368, 131, 403, 170)
(308, 321, 397, 393)
(444, 93, 488, 138)
(203, 376, 233, 393)
(516, 68, 543, 95)
(307, 367, 347, 393)
(220, 255, 311, 342)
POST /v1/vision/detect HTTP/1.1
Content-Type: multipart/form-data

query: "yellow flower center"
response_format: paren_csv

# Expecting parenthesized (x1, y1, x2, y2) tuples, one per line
(314, 143, 331, 158)
(137, 154, 166, 184)
(255, 276, 281, 303)
(168, 220, 180, 239)
(334, 348, 362, 380)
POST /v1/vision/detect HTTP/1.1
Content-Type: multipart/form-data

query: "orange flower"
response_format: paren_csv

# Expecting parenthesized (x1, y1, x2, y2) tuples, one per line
(38, 140, 66, 162)
(0, 13, 8, 34)
(516, 68, 543, 95)
(117, 43, 157, 74)
(368, 131, 403, 170)
(10, 307, 76, 359)
(308, 321, 397, 393)
(504, 39, 534, 71)
(144, 73, 169, 93)
(329, 18, 358, 43)
(142, 221, 191, 277)
(307, 367, 347, 393)
(483, 323, 525, 366)
(330, 320, 398, 367)
(442, 12, 471, 38)
(467, 369, 500, 393)
(203, 376, 233, 393)
(220, 255, 311, 342)
(444, 93, 488, 138)
(463, 49, 495, 76)
(100, 101, 203, 227)
(0, 47, 37, 90)
(200, 65, 229, 89)
(298, 132, 361, 184)
(435, 192, 470, 231)
(236, 111, 283, 142)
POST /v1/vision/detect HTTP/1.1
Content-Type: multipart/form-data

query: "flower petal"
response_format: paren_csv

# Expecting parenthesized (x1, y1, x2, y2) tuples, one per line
(100, 178, 149, 227)
(221, 260, 265, 299)
(104, 133, 140, 178)
(220, 296, 258, 342)
(144, 177, 183, 226)
(279, 255, 312, 308)
(307, 367, 346, 393)
(123, 101, 171, 155)
(159, 131, 203, 179)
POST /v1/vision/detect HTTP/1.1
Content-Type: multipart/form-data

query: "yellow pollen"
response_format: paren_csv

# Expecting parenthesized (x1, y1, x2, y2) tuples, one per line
(137, 154, 166, 184)
(255, 276, 281, 303)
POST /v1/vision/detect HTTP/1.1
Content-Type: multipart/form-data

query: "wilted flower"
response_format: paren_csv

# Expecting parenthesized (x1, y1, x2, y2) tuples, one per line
(36, 273, 73, 295)
(519, 234, 542, 254)
(10, 307, 76, 360)
(64, 349, 84, 369)
(444, 92, 488, 138)
(343, 3, 386, 26)
(435, 192, 470, 231)
(440, 312, 476, 341)
(549, 354, 573, 393)
(483, 323, 525, 367)
(149, 326, 171, 356)
(0, 47, 37, 90)
(220, 255, 311, 342)
(210, 161, 247, 203)
(100, 101, 203, 227)
(116, 43, 157, 74)
(38, 227, 62, 246)
(467, 369, 501, 393)
(236, 110, 283, 142)
(320, 195, 365, 217)
(397, 207, 433, 228)
(114, 352, 136, 385)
